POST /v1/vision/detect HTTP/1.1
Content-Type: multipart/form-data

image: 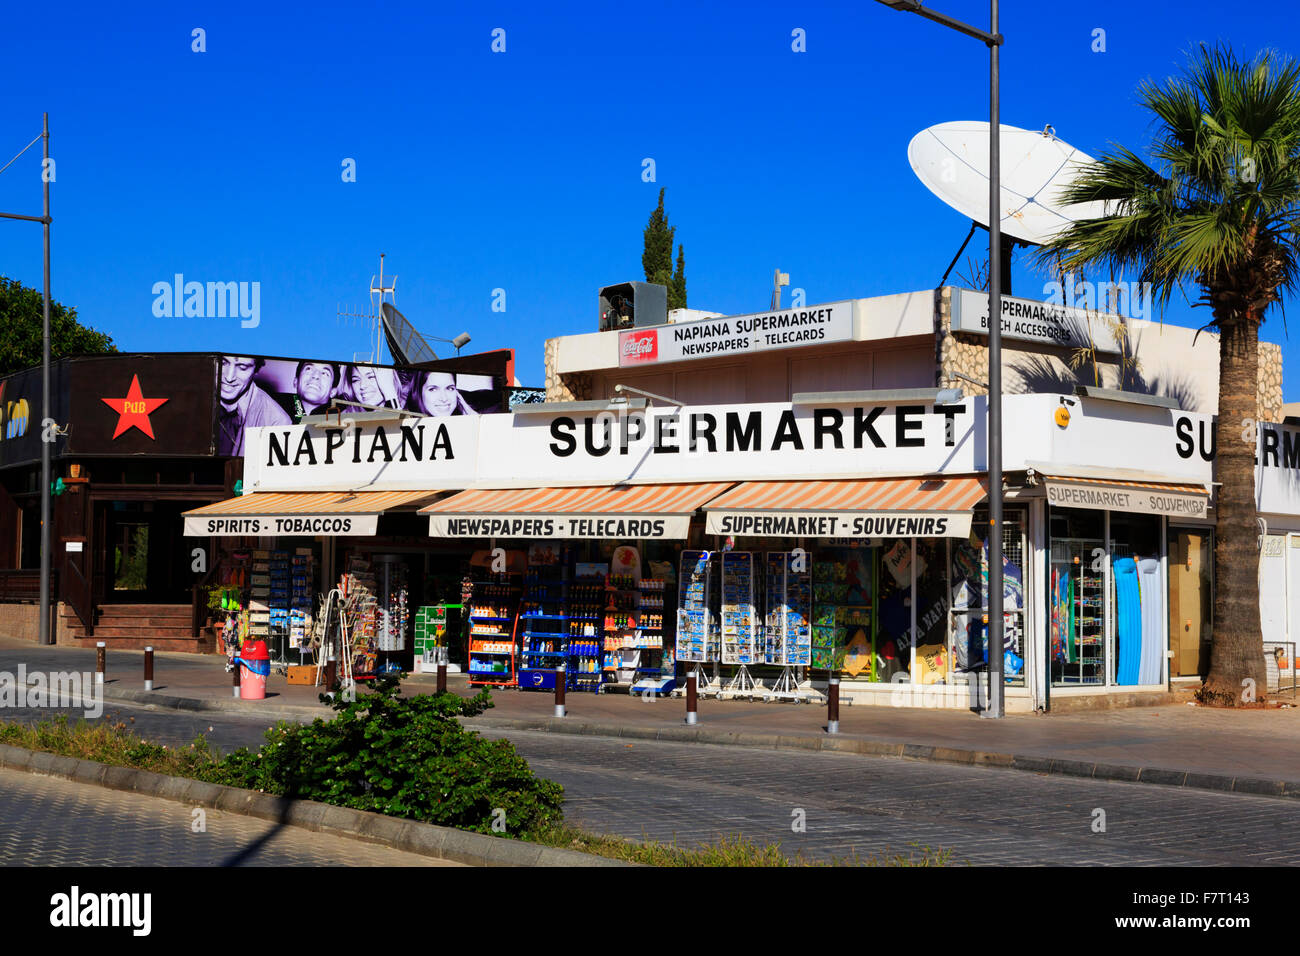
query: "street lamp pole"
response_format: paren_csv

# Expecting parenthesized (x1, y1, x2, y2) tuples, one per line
(875, 1, 1005, 717)
(41, 113, 52, 647)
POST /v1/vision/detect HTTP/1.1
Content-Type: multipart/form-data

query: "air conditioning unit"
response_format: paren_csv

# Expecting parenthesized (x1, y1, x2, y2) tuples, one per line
(598, 281, 667, 332)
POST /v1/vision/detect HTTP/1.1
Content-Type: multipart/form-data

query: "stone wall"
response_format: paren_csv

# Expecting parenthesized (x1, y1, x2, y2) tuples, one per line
(1259, 342, 1283, 423)
(936, 287, 991, 394)
(543, 338, 592, 402)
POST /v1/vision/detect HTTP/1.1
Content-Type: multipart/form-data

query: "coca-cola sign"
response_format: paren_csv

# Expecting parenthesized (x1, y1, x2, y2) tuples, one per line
(619, 329, 659, 365)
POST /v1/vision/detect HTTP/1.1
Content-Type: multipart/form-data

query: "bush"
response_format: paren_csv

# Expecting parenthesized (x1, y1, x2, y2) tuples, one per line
(205, 678, 564, 837)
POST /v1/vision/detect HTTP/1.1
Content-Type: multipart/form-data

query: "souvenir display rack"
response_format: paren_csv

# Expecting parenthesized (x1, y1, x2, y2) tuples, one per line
(249, 549, 271, 651)
(467, 575, 521, 687)
(1050, 538, 1105, 686)
(676, 550, 719, 695)
(720, 551, 763, 699)
(765, 551, 813, 699)
(520, 563, 568, 691)
(374, 557, 409, 655)
(289, 549, 314, 656)
(339, 557, 379, 680)
(629, 576, 675, 697)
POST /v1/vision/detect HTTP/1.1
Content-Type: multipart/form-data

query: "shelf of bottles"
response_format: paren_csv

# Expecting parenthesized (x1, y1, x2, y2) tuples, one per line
(566, 577, 605, 692)
(519, 565, 568, 691)
(602, 573, 641, 687)
(629, 576, 675, 695)
(467, 577, 521, 686)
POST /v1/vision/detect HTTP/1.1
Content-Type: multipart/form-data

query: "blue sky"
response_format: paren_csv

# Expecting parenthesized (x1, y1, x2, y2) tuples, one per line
(1, 0, 1296, 397)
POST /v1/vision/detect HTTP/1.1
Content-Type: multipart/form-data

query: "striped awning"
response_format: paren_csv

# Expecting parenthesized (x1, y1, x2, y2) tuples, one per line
(704, 475, 987, 538)
(421, 482, 734, 539)
(183, 490, 444, 537)
(1042, 475, 1209, 519)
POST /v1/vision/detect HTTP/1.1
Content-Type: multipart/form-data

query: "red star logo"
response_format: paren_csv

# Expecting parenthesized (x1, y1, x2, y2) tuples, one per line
(101, 374, 169, 439)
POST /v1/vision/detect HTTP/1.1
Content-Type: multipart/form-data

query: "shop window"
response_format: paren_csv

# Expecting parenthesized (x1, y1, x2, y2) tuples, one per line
(811, 546, 876, 679)
(1108, 512, 1164, 686)
(951, 510, 1027, 688)
(1049, 509, 1106, 686)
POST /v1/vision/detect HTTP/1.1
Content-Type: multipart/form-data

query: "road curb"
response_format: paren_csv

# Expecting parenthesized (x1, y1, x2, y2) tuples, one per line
(102, 687, 329, 721)
(0, 743, 629, 867)
(461, 715, 1300, 802)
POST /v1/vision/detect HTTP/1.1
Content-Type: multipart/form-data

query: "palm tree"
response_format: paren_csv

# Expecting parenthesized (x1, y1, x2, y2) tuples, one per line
(1041, 44, 1300, 706)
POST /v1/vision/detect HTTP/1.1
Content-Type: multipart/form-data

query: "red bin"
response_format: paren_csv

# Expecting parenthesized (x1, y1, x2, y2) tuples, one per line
(238, 640, 271, 700)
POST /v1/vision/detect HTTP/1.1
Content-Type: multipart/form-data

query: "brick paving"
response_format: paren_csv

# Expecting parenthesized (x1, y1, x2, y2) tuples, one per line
(0, 767, 459, 866)
(1, 687, 1295, 866)
(477, 729, 1300, 866)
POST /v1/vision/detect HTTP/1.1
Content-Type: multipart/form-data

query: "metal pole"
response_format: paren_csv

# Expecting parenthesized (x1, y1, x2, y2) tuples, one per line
(685, 667, 699, 725)
(984, 0, 1005, 719)
(38, 113, 52, 646)
(827, 675, 840, 734)
(553, 665, 566, 718)
(144, 646, 154, 691)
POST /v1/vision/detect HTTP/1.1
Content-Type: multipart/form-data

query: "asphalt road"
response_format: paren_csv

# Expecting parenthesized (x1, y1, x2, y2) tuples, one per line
(1, 702, 1296, 866)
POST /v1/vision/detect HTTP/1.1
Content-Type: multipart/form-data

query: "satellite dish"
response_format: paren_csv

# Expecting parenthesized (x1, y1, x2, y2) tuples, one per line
(908, 122, 1110, 246)
(381, 302, 439, 365)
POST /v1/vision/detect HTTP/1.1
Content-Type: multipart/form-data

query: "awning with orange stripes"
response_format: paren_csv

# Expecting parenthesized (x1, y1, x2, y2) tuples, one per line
(421, 482, 734, 539)
(1042, 475, 1209, 519)
(704, 475, 987, 538)
(183, 490, 445, 537)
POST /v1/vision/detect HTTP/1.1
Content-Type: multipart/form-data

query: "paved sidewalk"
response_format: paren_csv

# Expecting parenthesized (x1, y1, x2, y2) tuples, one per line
(2, 637, 1297, 793)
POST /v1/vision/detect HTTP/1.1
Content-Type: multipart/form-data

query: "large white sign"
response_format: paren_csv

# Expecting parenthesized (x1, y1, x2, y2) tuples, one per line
(246, 399, 984, 491)
(618, 301, 853, 367)
(242, 416, 480, 492)
(1257, 422, 1300, 518)
(183, 514, 379, 537)
(951, 289, 1121, 352)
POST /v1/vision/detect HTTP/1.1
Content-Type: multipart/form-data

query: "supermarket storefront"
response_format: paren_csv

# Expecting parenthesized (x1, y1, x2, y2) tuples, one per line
(188, 390, 1291, 709)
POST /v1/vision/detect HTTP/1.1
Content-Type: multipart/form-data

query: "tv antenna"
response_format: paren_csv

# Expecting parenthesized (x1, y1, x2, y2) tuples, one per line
(334, 254, 398, 364)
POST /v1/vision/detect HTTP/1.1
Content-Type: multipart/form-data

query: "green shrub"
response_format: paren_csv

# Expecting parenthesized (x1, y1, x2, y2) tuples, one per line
(205, 678, 564, 837)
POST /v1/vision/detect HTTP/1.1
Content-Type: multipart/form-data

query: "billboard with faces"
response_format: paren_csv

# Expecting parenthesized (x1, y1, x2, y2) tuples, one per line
(216, 355, 501, 457)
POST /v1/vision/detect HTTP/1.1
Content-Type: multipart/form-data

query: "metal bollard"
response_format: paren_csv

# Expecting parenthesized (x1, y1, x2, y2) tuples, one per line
(95, 642, 105, 685)
(554, 665, 566, 718)
(685, 668, 698, 725)
(436, 662, 447, 695)
(144, 646, 154, 691)
(827, 675, 840, 734)
(232, 653, 241, 697)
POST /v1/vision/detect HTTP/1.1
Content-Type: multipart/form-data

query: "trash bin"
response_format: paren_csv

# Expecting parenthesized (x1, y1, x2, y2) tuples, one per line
(238, 640, 270, 700)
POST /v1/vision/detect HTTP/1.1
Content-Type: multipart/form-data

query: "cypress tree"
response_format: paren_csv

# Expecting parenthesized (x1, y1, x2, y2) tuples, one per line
(671, 243, 687, 310)
(642, 188, 675, 289)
